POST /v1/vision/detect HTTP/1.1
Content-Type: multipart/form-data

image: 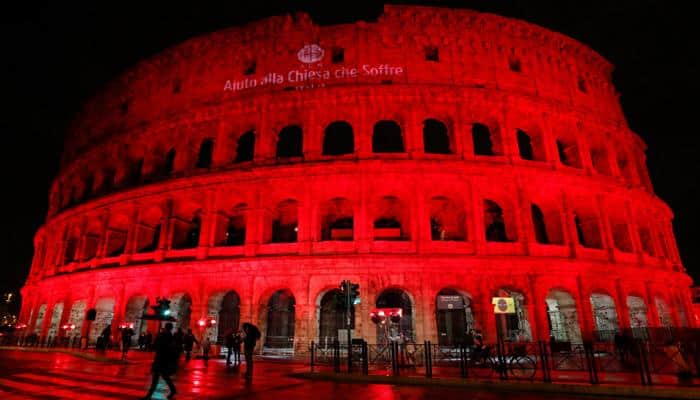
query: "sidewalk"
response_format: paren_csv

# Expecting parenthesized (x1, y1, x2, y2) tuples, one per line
(291, 371, 700, 399)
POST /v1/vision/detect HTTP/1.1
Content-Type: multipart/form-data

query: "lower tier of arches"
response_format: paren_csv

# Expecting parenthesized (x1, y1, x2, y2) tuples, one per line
(19, 256, 696, 354)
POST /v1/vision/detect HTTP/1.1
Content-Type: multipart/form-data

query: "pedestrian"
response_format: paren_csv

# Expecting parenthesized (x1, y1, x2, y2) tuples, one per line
(145, 331, 153, 351)
(142, 323, 177, 400)
(173, 328, 184, 361)
(121, 326, 135, 360)
(138, 332, 146, 351)
(242, 323, 261, 380)
(201, 336, 211, 362)
(233, 330, 243, 365)
(99, 324, 112, 351)
(183, 329, 199, 362)
(224, 330, 235, 366)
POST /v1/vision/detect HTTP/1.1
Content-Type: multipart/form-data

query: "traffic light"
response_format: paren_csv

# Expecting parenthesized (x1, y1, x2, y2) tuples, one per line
(151, 297, 172, 319)
(349, 283, 360, 305)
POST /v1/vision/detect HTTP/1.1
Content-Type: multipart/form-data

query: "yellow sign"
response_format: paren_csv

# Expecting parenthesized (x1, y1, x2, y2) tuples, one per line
(492, 297, 516, 314)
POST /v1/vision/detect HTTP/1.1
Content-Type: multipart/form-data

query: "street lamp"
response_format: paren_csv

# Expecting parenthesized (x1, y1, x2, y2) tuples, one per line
(197, 317, 216, 329)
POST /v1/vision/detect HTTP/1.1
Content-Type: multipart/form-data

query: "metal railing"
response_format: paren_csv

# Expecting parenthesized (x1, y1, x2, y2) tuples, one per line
(309, 328, 700, 387)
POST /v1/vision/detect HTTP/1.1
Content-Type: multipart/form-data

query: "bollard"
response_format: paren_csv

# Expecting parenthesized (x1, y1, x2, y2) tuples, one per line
(310, 341, 315, 372)
(391, 341, 399, 376)
(361, 340, 369, 375)
(333, 339, 340, 373)
(424, 341, 433, 378)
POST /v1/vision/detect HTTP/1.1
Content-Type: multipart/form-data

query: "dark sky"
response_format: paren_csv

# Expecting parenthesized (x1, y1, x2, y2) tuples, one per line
(1, 1, 697, 306)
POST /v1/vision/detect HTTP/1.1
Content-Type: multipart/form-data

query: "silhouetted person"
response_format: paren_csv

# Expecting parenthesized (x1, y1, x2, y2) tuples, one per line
(98, 324, 112, 351)
(242, 323, 261, 380)
(224, 330, 235, 366)
(173, 328, 184, 361)
(145, 331, 153, 351)
(138, 332, 146, 350)
(183, 329, 198, 362)
(142, 323, 177, 399)
(121, 326, 134, 360)
(201, 336, 211, 363)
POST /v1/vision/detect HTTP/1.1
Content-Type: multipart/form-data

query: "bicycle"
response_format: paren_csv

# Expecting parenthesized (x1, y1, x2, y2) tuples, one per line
(467, 344, 537, 380)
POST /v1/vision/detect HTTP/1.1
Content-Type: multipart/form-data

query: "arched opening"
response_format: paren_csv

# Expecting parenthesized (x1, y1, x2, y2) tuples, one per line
(430, 196, 466, 241)
(571, 201, 603, 249)
(47, 303, 64, 339)
(590, 293, 619, 341)
(170, 293, 192, 331)
(375, 288, 413, 343)
(318, 289, 354, 347)
(638, 226, 656, 256)
(322, 121, 354, 155)
(80, 218, 101, 261)
(135, 206, 162, 253)
(546, 289, 583, 344)
(62, 225, 80, 265)
(105, 212, 129, 257)
(124, 296, 149, 345)
(374, 196, 408, 240)
(610, 214, 633, 252)
(472, 123, 500, 156)
(517, 129, 534, 160)
(616, 150, 635, 183)
(654, 297, 673, 328)
(66, 300, 86, 339)
(196, 138, 214, 168)
(627, 295, 649, 329)
(235, 130, 255, 163)
(265, 290, 295, 350)
(125, 158, 143, 186)
(271, 200, 298, 243)
(320, 198, 353, 241)
(556, 136, 582, 168)
(171, 201, 203, 250)
(276, 125, 303, 158)
(372, 120, 404, 153)
(590, 142, 612, 175)
(531, 204, 549, 244)
(423, 118, 451, 154)
(484, 199, 512, 242)
(436, 289, 474, 346)
(495, 288, 531, 342)
(218, 291, 241, 344)
(88, 298, 115, 344)
(33, 304, 47, 334)
(163, 148, 176, 176)
(100, 168, 115, 193)
(217, 204, 247, 246)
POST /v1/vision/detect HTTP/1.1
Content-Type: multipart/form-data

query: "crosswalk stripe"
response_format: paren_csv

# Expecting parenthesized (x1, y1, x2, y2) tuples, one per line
(13, 373, 147, 397)
(0, 377, 116, 400)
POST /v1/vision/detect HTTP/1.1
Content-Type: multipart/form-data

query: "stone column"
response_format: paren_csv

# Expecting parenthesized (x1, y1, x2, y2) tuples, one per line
(595, 194, 615, 259)
(576, 276, 595, 341)
(197, 189, 217, 259)
(155, 200, 173, 261)
(644, 283, 660, 328)
(614, 280, 631, 330)
(121, 205, 140, 265)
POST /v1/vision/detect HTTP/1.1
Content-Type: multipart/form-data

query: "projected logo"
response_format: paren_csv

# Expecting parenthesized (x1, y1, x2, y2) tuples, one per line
(297, 44, 324, 63)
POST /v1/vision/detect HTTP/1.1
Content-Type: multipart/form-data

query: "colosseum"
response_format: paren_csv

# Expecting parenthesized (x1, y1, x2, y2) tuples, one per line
(19, 5, 696, 354)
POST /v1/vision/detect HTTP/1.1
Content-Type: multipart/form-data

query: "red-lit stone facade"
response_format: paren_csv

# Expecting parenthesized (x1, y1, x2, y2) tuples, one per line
(19, 6, 697, 352)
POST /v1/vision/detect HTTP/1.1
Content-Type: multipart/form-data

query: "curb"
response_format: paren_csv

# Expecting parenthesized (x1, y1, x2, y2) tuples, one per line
(289, 372, 700, 399)
(0, 346, 128, 364)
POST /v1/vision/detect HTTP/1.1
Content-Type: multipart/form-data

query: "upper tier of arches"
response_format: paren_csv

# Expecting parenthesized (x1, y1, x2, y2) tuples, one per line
(51, 104, 653, 217)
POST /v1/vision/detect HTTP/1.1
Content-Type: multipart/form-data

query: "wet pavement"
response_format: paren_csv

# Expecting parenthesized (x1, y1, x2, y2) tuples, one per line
(0, 349, 649, 399)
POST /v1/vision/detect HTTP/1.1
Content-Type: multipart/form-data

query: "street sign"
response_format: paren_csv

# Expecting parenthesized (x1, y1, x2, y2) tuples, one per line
(437, 295, 464, 310)
(491, 297, 516, 314)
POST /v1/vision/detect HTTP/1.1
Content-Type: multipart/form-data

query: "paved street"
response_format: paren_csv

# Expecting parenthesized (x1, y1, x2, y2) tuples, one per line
(0, 349, 646, 399)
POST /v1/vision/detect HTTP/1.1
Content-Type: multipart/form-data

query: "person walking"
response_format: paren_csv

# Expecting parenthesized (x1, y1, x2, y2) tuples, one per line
(183, 329, 198, 362)
(173, 328, 184, 361)
(145, 331, 153, 351)
(242, 323, 261, 380)
(142, 323, 177, 399)
(233, 330, 243, 365)
(224, 330, 235, 366)
(121, 326, 135, 360)
(201, 335, 212, 363)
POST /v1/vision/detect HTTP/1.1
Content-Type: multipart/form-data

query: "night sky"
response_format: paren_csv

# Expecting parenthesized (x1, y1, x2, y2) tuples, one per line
(1, 1, 697, 309)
